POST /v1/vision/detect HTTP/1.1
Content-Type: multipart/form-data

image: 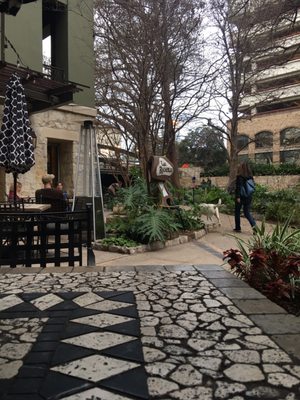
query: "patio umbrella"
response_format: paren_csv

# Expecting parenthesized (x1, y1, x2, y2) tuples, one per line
(0, 72, 35, 205)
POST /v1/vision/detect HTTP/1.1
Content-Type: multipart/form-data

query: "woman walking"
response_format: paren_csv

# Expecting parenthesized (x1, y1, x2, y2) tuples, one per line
(234, 162, 256, 232)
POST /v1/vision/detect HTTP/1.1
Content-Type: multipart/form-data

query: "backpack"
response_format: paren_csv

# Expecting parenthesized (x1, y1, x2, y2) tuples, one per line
(240, 178, 255, 198)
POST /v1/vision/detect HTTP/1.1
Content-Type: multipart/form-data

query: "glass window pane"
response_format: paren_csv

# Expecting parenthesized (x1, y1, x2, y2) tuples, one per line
(280, 150, 300, 164)
(237, 135, 249, 151)
(280, 128, 300, 146)
(255, 131, 273, 148)
(255, 152, 273, 164)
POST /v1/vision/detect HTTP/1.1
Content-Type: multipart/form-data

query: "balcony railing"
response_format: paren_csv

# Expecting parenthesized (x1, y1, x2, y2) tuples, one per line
(43, 63, 65, 82)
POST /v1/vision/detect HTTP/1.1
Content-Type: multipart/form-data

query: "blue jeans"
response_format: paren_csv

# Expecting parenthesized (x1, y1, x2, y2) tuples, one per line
(235, 197, 256, 230)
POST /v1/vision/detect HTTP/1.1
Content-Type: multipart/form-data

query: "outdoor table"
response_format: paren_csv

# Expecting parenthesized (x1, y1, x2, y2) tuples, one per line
(23, 204, 51, 212)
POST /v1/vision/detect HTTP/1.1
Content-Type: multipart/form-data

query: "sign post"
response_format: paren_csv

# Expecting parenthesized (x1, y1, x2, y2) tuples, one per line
(149, 156, 174, 207)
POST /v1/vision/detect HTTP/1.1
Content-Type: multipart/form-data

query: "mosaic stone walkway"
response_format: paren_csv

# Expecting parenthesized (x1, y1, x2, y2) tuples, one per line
(0, 291, 148, 400)
(0, 266, 300, 399)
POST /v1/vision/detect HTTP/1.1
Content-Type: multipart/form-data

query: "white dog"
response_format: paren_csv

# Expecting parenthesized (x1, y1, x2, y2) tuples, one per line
(198, 199, 222, 225)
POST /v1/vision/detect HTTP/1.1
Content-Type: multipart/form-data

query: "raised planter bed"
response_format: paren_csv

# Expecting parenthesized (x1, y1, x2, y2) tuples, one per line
(94, 228, 207, 254)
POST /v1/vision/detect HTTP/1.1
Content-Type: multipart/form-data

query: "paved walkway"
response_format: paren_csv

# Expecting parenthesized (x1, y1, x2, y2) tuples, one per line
(0, 214, 300, 399)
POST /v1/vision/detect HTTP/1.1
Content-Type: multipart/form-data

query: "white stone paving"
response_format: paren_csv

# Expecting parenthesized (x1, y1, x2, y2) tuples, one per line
(52, 354, 140, 382)
(71, 312, 133, 328)
(0, 268, 300, 399)
(63, 331, 136, 351)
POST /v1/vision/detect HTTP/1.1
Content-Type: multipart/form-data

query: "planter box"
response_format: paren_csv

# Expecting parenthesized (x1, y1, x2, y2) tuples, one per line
(94, 228, 206, 254)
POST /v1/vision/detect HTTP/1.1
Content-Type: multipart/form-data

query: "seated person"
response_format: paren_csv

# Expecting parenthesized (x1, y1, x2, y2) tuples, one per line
(56, 182, 68, 200)
(35, 174, 67, 212)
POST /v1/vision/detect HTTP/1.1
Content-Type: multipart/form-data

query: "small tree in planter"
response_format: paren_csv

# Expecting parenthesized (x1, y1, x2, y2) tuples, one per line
(223, 217, 300, 313)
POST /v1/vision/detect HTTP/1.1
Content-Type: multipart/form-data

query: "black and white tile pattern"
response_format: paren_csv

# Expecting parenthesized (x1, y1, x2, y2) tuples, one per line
(0, 267, 300, 399)
(0, 291, 148, 400)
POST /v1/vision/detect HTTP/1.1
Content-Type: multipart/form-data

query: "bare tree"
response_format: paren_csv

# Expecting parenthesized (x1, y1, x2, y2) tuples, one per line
(207, 0, 299, 187)
(94, 0, 211, 188)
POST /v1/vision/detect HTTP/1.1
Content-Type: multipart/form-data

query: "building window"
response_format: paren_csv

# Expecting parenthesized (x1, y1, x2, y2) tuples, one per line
(280, 127, 300, 146)
(255, 131, 273, 148)
(255, 152, 273, 164)
(237, 134, 249, 152)
(280, 150, 300, 165)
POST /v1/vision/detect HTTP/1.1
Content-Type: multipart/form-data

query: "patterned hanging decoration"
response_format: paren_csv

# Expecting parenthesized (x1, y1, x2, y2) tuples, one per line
(0, 72, 35, 174)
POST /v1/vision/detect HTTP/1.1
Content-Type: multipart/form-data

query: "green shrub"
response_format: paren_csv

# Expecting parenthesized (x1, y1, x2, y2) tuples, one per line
(251, 184, 269, 215)
(175, 207, 205, 231)
(252, 187, 300, 226)
(106, 216, 130, 236)
(202, 162, 300, 177)
(251, 162, 300, 176)
(100, 236, 140, 247)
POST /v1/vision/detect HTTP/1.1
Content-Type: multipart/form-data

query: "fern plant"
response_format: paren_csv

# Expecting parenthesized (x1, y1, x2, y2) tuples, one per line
(115, 179, 154, 215)
(132, 207, 180, 243)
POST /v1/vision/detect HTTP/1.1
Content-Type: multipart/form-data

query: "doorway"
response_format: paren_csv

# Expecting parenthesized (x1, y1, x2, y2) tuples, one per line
(47, 140, 73, 194)
(47, 142, 60, 185)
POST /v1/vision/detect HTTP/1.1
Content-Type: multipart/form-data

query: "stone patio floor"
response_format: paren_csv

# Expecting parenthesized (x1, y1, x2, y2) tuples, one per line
(0, 264, 300, 400)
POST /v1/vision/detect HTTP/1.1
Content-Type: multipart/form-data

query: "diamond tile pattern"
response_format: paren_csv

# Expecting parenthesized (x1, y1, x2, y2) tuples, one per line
(30, 294, 64, 311)
(0, 294, 23, 311)
(60, 387, 133, 399)
(0, 292, 149, 399)
(87, 299, 134, 311)
(71, 312, 133, 328)
(63, 331, 136, 351)
(52, 354, 140, 382)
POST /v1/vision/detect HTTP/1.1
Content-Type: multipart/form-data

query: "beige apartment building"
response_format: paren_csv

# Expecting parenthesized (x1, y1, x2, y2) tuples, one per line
(237, 1, 300, 165)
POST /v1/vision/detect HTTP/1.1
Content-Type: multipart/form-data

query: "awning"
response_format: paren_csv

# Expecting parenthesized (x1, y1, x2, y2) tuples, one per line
(0, 61, 81, 113)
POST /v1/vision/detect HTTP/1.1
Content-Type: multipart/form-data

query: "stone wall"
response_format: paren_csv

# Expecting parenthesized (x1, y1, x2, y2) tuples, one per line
(179, 174, 300, 190)
(0, 105, 96, 200)
(179, 167, 203, 188)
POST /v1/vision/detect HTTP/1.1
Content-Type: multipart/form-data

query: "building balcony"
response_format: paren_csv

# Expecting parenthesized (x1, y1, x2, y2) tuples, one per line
(240, 82, 300, 110)
(254, 59, 300, 82)
(0, 61, 80, 113)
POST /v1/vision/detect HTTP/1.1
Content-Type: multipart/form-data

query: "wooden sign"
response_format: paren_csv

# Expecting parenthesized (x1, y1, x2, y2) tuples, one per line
(150, 156, 173, 182)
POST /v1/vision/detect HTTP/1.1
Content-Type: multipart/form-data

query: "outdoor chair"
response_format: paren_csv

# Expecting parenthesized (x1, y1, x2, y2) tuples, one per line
(35, 197, 70, 241)
(0, 208, 34, 266)
(36, 195, 68, 212)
